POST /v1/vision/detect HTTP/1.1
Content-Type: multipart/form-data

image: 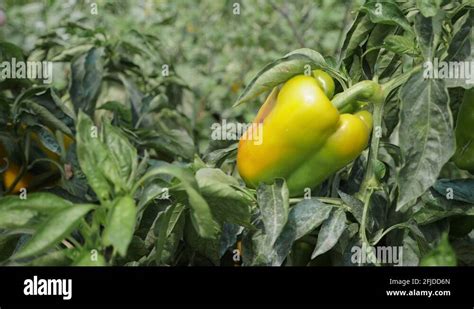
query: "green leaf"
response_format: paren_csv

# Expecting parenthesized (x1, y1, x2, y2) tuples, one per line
(384, 35, 419, 57)
(361, 1, 413, 34)
(154, 203, 185, 265)
(13, 204, 95, 260)
(412, 190, 474, 225)
(102, 195, 137, 257)
(0, 192, 73, 212)
(341, 15, 375, 60)
(195, 168, 252, 227)
(312, 209, 346, 259)
(76, 111, 123, 200)
(103, 122, 138, 187)
(397, 72, 455, 210)
(98, 101, 132, 124)
(28, 88, 75, 135)
(366, 24, 395, 67)
(0, 209, 37, 229)
(234, 48, 343, 106)
(50, 44, 95, 62)
(447, 10, 472, 61)
(286, 198, 333, 240)
(27, 101, 73, 136)
(414, 13, 443, 60)
(117, 73, 143, 122)
(338, 191, 364, 224)
(204, 143, 238, 168)
(420, 233, 457, 266)
(34, 125, 61, 155)
(271, 198, 333, 266)
(416, 0, 442, 18)
(0, 193, 74, 229)
(70, 47, 104, 115)
(257, 179, 289, 247)
(219, 223, 243, 257)
(433, 179, 474, 204)
(137, 164, 220, 239)
(27, 249, 74, 266)
(184, 218, 221, 265)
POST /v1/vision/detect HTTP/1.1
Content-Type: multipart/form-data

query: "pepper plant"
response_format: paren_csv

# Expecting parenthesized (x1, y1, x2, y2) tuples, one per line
(0, 0, 473, 266)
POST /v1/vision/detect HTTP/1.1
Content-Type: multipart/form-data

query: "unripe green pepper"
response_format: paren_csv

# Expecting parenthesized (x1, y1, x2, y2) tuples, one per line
(453, 88, 474, 173)
(312, 69, 335, 99)
(237, 72, 374, 196)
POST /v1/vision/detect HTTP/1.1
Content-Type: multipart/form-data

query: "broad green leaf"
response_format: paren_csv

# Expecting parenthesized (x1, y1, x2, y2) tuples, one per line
(29, 88, 75, 135)
(271, 199, 333, 266)
(219, 223, 243, 257)
(447, 11, 472, 61)
(366, 24, 396, 72)
(34, 125, 61, 155)
(341, 15, 375, 60)
(137, 164, 220, 239)
(103, 122, 138, 186)
(257, 179, 289, 247)
(13, 204, 95, 260)
(183, 218, 221, 265)
(384, 35, 419, 57)
(50, 44, 95, 62)
(338, 191, 364, 224)
(414, 13, 442, 60)
(286, 198, 333, 240)
(234, 48, 343, 106)
(312, 209, 347, 259)
(361, 1, 413, 34)
(242, 225, 273, 266)
(102, 195, 137, 257)
(154, 203, 185, 265)
(433, 179, 474, 204)
(70, 47, 104, 115)
(416, 0, 442, 17)
(117, 73, 143, 123)
(0, 192, 73, 212)
(76, 111, 123, 200)
(204, 143, 238, 167)
(413, 190, 474, 225)
(402, 234, 422, 266)
(27, 249, 74, 266)
(0, 209, 36, 229)
(27, 101, 73, 136)
(397, 72, 455, 210)
(195, 168, 252, 227)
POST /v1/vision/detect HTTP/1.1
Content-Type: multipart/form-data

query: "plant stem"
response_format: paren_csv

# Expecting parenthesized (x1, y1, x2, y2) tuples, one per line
(355, 65, 422, 263)
(371, 223, 410, 246)
(331, 80, 382, 111)
(381, 65, 421, 98)
(359, 187, 373, 246)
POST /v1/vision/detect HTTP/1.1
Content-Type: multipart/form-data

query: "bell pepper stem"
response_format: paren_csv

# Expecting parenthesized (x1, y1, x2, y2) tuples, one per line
(331, 80, 383, 111)
(331, 79, 384, 194)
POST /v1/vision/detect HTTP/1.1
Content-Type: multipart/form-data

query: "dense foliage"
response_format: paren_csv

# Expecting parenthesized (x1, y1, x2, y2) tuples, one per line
(0, 0, 473, 266)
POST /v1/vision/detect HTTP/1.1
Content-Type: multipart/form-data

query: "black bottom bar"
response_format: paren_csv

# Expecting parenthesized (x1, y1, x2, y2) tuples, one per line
(0, 267, 472, 307)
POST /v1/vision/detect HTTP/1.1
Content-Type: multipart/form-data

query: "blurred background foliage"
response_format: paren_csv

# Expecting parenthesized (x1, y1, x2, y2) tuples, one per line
(0, 0, 362, 152)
